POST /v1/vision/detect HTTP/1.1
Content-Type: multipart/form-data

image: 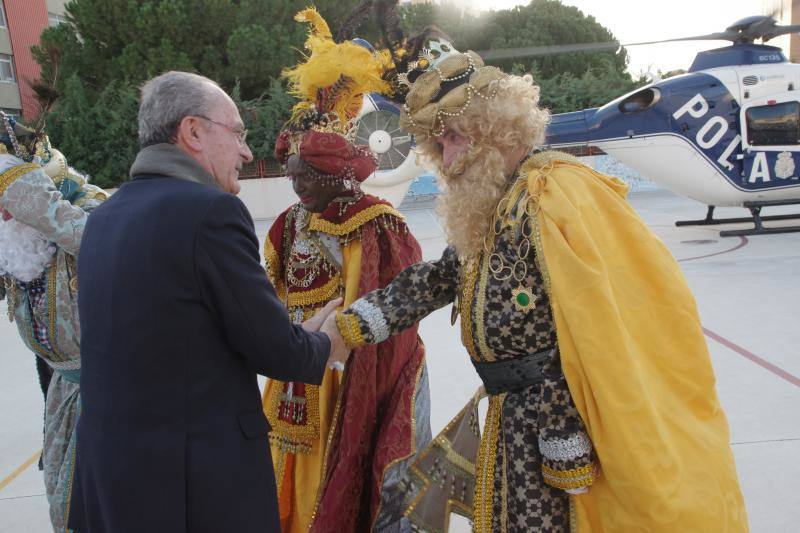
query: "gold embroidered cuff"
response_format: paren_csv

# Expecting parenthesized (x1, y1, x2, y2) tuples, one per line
(336, 312, 366, 349)
(0, 163, 39, 197)
(541, 463, 597, 491)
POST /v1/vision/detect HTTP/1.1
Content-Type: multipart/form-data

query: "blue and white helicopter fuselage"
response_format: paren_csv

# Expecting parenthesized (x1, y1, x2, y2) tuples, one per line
(545, 44, 800, 207)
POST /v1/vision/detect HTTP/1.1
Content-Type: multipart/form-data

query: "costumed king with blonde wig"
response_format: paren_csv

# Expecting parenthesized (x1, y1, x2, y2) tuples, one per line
(261, 9, 430, 532)
(326, 50, 749, 532)
(0, 115, 107, 533)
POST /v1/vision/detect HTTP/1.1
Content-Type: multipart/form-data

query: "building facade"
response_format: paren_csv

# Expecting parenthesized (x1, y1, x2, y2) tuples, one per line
(0, 0, 66, 120)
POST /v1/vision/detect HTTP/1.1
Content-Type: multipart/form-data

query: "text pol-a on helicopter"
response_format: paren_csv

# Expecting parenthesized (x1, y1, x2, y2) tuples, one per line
(543, 15, 800, 236)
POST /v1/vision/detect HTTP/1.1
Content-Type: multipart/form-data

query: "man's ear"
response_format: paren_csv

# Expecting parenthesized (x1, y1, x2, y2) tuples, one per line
(176, 116, 204, 152)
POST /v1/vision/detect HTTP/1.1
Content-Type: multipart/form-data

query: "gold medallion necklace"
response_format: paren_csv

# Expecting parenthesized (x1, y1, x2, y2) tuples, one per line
(483, 181, 537, 313)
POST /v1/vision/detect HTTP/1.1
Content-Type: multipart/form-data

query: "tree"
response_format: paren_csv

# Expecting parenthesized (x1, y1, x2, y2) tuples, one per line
(533, 61, 646, 114)
(33, 0, 643, 187)
(398, 0, 643, 113)
(234, 79, 296, 162)
(33, 0, 366, 187)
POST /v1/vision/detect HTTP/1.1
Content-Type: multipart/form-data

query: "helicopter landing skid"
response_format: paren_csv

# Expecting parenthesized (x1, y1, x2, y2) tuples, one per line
(675, 201, 800, 237)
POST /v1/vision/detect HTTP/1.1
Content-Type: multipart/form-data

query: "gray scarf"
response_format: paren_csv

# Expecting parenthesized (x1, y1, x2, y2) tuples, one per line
(130, 143, 220, 190)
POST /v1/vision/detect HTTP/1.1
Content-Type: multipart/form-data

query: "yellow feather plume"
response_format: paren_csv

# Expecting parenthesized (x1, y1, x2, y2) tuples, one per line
(294, 7, 332, 44)
(284, 8, 390, 130)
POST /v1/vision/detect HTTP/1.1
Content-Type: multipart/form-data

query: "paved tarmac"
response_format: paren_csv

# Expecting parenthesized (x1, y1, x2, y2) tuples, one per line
(2, 189, 798, 532)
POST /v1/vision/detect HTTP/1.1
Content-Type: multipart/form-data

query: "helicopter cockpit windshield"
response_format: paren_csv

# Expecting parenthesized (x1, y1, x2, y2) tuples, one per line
(618, 88, 662, 114)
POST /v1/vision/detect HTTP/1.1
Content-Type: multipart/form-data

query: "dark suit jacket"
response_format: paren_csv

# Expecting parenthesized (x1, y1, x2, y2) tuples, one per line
(69, 157, 329, 532)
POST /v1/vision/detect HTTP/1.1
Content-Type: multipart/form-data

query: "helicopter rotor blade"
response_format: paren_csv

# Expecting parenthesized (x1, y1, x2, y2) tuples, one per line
(476, 41, 619, 61)
(622, 32, 742, 47)
(475, 15, 798, 63)
(761, 24, 800, 41)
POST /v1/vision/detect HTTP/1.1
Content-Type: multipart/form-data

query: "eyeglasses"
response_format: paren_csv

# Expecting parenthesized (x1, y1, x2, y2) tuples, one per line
(195, 115, 248, 145)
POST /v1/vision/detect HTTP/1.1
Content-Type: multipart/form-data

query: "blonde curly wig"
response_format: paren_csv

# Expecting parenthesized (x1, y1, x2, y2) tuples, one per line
(415, 74, 550, 259)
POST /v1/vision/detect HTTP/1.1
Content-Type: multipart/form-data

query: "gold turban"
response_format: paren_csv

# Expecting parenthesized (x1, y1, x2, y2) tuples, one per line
(399, 51, 506, 138)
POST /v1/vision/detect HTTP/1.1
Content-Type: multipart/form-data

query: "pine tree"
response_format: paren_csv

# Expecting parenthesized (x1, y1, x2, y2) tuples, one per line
(33, 0, 365, 187)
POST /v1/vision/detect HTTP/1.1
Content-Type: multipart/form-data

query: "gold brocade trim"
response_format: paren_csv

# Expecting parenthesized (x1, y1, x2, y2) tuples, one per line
(76, 188, 108, 204)
(569, 496, 578, 533)
(265, 368, 322, 453)
(531, 215, 551, 295)
(308, 204, 404, 236)
(473, 393, 505, 533)
(63, 436, 77, 528)
(309, 359, 349, 526)
(269, 432, 313, 455)
(45, 260, 66, 362)
(524, 150, 582, 170)
(286, 274, 341, 309)
(438, 436, 476, 476)
(4, 276, 15, 322)
(263, 237, 281, 287)
(273, 449, 289, 493)
(369, 356, 426, 531)
(65, 255, 78, 295)
(541, 463, 597, 490)
(474, 252, 495, 362)
(0, 163, 38, 197)
(403, 387, 484, 531)
(336, 312, 365, 349)
(500, 428, 508, 533)
(459, 259, 479, 361)
(522, 168, 552, 295)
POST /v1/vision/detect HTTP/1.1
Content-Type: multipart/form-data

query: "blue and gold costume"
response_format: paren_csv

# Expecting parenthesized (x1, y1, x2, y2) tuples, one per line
(1, 138, 106, 532)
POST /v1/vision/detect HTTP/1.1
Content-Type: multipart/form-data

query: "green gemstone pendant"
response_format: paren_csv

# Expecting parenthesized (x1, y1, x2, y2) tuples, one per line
(512, 286, 536, 312)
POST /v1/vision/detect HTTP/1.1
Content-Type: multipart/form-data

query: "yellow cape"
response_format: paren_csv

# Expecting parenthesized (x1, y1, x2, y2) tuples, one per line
(525, 151, 748, 532)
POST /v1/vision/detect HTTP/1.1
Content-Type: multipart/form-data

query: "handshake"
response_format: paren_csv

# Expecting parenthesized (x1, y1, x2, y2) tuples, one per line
(300, 298, 349, 371)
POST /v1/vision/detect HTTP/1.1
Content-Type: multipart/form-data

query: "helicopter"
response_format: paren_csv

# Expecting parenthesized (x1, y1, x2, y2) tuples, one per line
(354, 15, 800, 236)
(543, 15, 800, 236)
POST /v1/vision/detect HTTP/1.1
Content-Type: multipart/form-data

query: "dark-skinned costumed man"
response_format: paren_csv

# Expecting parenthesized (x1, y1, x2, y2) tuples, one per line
(261, 9, 430, 533)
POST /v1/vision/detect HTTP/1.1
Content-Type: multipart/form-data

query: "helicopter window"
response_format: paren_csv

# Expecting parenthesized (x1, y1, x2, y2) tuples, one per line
(746, 102, 800, 146)
(618, 88, 660, 114)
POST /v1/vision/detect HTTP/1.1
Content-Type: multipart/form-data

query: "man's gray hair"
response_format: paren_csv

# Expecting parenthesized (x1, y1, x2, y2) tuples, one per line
(138, 71, 222, 147)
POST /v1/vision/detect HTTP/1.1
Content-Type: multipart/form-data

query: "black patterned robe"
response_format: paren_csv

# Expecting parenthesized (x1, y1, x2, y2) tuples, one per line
(338, 176, 598, 532)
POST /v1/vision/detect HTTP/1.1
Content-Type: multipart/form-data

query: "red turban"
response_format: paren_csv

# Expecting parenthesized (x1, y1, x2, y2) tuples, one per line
(275, 130, 378, 183)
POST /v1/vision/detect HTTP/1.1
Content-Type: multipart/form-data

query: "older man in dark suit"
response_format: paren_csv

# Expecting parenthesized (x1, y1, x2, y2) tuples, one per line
(69, 71, 347, 533)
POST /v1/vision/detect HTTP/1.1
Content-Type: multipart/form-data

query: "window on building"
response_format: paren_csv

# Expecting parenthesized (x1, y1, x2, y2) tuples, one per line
(0, 54, 15, 83)
(746, 101, 800, 145)
(49, 12, 67, 27)
(0, 5, 7, 29)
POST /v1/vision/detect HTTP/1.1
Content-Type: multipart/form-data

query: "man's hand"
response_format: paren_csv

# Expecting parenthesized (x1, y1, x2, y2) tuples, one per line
(301, 298, 342, 332)
(320, 311, 349, 370)
(300, 298, 349, 370)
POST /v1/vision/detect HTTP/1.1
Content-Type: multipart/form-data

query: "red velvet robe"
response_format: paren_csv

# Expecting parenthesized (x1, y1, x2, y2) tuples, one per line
(264, 194, 427, 531)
